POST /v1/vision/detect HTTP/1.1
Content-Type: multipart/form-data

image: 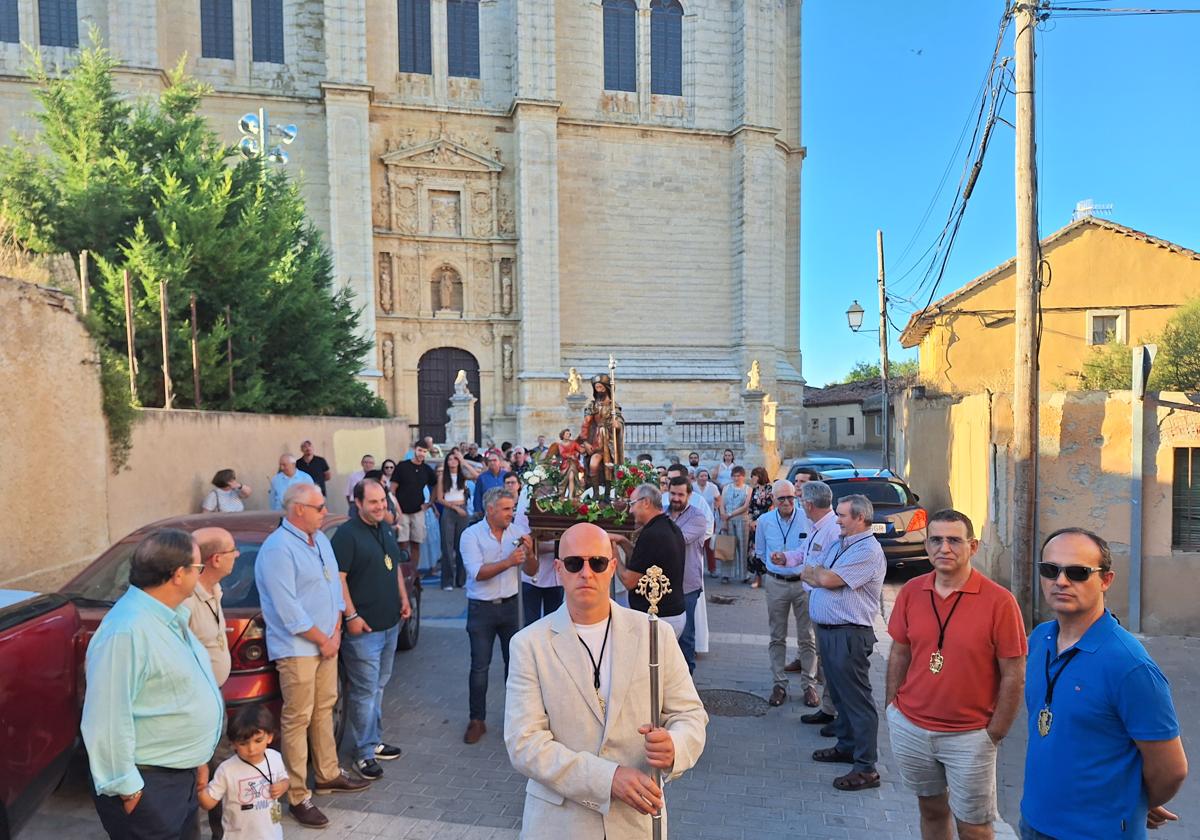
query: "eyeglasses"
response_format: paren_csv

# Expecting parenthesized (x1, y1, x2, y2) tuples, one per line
(927, 536, 968, 547)
(297, 502, 328, 512)
(561, 556, 611, 574)
(1037, 562, 1106, 582)
(775, 495, 795, 503)
(187, 563, 205, 572)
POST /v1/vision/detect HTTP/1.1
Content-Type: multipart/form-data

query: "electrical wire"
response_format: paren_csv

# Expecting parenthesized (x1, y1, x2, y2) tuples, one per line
(1045, 6, 1200, 15)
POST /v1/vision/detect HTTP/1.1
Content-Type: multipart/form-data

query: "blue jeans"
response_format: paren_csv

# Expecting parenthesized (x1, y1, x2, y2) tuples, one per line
(522, 581, 564, 626)
(467, 598, 520, 721)
(1019, 819, 1058, 840)
(340, 623, 400, 761)
(679, 589, 701, 673)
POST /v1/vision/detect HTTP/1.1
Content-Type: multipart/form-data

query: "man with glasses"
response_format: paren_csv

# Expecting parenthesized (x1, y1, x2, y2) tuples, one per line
(1020, 528, 1187, 840)
(460, 487, 537, 744)
(472, 451, 509, 521)
(505, 521, 708, 838)
(82, 529, 224, 840)
(256, 484, 368, 829)
(611, 483, 688, 638)
(885, 510, 1026, 839)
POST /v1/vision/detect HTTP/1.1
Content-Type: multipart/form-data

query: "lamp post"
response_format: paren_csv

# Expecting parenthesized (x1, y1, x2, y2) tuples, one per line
(236, 109, 297, 169)
(845, 230, 891, 471)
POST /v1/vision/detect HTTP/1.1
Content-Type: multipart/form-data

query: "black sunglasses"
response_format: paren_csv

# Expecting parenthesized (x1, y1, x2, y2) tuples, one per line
(1037, 562, 1106, 582)
(561, 555, 611, 574)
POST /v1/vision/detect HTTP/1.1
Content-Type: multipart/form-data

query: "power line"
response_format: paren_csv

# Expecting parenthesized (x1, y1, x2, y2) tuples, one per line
(1045, 6, 1200, 14)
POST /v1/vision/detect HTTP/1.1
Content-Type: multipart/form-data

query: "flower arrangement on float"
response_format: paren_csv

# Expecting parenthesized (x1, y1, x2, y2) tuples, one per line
(529, 460, 657, 526)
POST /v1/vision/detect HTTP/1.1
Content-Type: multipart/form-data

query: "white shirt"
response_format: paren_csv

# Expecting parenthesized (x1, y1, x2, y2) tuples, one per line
(785, 509, 841, 592)
(574, 616, 614, 716)
(345, 470, 365, 501)
(513, 498, 560, 589)
(202, 487, 244, 513)
(460, 518, 522, 601)
(206, 749, 286, 840)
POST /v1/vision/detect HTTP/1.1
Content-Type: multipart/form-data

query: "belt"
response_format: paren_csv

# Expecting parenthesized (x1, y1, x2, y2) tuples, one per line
(469, 594, 518, 605)
(767, 570, 803, 582)
(816, 622, 871, 631)
(135, 765, 195, 774)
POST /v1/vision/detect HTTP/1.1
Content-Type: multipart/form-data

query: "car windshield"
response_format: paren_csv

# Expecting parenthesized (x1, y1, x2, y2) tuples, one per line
(830, 480, 913, 507)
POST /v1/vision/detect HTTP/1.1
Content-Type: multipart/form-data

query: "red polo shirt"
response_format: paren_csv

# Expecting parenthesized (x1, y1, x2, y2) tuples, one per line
(888, 568, 1027, 732)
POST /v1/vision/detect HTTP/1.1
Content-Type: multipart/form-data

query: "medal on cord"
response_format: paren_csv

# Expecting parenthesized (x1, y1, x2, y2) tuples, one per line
(927, 590, 965, 674)
(1037, 647, 1080, 736)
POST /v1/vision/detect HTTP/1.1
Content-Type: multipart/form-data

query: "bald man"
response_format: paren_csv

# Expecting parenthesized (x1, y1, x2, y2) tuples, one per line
(504, 523, 708, 839)
(269, 454, 314, 511)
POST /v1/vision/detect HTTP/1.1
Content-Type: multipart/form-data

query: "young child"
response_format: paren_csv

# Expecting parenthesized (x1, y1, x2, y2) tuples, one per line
(199, 705, 289, 839)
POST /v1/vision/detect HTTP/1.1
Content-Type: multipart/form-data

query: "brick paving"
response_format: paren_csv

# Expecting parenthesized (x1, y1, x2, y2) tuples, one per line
(24, 574, 1200, 839)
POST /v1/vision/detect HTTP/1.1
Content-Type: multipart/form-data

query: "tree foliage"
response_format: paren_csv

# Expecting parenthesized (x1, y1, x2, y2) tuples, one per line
(0, 42, 386, 417)
(839, 358, 919, 384)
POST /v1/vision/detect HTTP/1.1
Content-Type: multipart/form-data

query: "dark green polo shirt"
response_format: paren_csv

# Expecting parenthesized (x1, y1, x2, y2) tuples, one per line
(331, 515, 405, 631)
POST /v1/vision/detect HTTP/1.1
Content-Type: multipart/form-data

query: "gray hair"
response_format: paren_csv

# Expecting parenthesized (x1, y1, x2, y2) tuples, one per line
(632, 482, 661, 508)
(279, 453, 297, 465)
(129, 529, 196, 589)
(801, 480, 833, 510)
(283, 482, 322, 509)
(483, 487, 517, 510)
(838, 493, 874, 523)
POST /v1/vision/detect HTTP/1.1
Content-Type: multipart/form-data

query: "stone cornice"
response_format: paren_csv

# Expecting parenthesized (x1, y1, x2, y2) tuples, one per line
(321, 81, 374, 102)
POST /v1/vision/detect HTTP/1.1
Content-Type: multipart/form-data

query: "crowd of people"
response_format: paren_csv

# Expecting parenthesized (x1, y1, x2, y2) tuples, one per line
(77, 437, 1189, 839)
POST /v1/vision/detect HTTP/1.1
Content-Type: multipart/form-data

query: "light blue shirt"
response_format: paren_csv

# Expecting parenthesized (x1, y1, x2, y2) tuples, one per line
(461, 518, 521, 601)
(255, 519, 345, 660)
(81, 586, 224, 796)
(754, 508, 810, 575)
(807, 530, 886, 627)
(268, 469, 314, 511)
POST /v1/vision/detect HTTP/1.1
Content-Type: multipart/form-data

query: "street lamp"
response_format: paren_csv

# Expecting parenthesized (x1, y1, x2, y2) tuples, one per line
(844, 230, 891, 471)
(845, 300, 865, 333)
(237, 108, 297, 167)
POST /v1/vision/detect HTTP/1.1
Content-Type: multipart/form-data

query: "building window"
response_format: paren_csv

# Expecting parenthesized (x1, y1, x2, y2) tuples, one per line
(1173, 448, 1200, 550)
(251, 0, 284, 63)
(1086, 308, 1126, 346)
(200, 0, 234, 59)
(398, 0, 431, 74)
(38, 0, 78, 47)
(874, 415, 881, 436)
(1, 0, 18, 43)
(650, 0, 683, 95)
(446, 0, 479, 78)
(847, 417, 855, 436)
(603, 0, 636, 92)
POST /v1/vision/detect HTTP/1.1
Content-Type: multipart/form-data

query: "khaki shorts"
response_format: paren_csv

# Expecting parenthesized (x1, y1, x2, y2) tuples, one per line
(395, 510, 426, 543)
(887, 703, 998, 825)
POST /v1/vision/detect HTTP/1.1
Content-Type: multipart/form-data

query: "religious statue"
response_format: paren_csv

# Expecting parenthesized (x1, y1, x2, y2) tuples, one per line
(453, 368, 471, 396)
(382, 339, 394, 380)
(566, 367, 583, 396)
(546, 427, 585, 498)
(500, 260, 514, 315)
(378, 253, 393, 313)
(502, 342, 514, 381)
(746, 359, 762, 391)
(580, 372, 624, 497)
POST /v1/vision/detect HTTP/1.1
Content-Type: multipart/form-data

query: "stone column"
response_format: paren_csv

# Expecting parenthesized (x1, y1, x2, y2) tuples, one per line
(740, 389, 767, 471)
(447, 380, 478, 447)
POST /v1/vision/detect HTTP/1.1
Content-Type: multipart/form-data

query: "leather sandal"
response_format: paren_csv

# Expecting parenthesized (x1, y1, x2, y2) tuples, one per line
(811, 747, 854, 764)
(832, 770, 881, 791)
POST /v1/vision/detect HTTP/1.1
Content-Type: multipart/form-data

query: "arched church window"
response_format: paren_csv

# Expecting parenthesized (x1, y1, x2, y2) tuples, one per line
(602, 0, 636, 92)
(447, 0, 480, 78)
(431, 266, 464, 312)
(650, 0, 683, 96)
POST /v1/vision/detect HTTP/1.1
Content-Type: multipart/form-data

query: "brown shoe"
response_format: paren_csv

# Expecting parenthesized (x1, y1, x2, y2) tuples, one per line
(291, 798, 330, 828)
(464, 719, 487, 744)
(832, 770, 881, 791)
(314, 770, 370, 794)
(803, 686, 820, 707)
(768, 685, 787, 707)
(783, 658, 804, 673)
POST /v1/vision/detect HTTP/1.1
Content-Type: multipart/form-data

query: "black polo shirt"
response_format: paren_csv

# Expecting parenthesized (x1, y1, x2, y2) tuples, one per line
(627, 513, 686, 618)
(331, 515, 405, 631)
(392, 459, 437, 513)
(295, 454, 330, 495)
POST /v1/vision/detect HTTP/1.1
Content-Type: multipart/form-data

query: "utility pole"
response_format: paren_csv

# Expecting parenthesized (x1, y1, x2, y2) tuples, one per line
(1012, 2, 1040, 624)
(877, 230, 891, 471)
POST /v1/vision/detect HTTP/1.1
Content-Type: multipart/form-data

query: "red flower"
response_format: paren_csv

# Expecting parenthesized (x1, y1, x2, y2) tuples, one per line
(616, 470, 626, 479)
(625, 486, 636, 497)
(578, 504, 590, 515)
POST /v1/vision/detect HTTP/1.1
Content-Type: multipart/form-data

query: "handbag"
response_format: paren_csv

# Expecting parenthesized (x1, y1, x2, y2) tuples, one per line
(714, 533, 736, 562)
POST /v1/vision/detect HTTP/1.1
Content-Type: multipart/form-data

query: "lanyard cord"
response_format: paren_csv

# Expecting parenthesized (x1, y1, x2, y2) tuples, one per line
(237, 752, 273, 787)
(928, 590, 966, 650)
(1043, 647, 1081, 708)
(577, 613, 613, 693)
(775, 511, 798, 546)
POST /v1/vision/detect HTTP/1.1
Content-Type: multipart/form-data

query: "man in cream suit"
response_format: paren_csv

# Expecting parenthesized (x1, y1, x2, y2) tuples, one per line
(505, 521, 708, 839)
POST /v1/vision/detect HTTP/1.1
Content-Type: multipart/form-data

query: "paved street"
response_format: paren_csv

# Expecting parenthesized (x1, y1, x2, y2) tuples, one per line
(24, 572, 1200, 839)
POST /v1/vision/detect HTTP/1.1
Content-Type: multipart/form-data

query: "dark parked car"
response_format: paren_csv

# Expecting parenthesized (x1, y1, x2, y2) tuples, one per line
(787, 456, 856, 483)
(819, 469, 929, 570)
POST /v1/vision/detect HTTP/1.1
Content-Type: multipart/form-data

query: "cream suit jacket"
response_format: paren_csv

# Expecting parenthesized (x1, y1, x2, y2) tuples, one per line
(504, 601, 708, 840)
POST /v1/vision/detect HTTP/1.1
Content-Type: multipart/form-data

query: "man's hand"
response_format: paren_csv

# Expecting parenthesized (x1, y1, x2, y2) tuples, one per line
(508, 545, 528, 567)
(400, 600, 413, 621)
(268, 779, 290, 799)
(319, 629, 340, 658)
(986, 727, 1003, 745)
(770, 551, 786, 565)
(1148, 806, 1179, 830)
(611, 765, 663, 815)
(120, 790, 143, 814)
(639, 724, 675, 771)
(346, 616, 372, 636)
(196, 764, 210, 790)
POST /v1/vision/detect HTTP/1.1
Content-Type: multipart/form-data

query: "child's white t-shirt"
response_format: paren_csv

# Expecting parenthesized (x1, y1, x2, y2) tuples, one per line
(206, 748, 286, 840)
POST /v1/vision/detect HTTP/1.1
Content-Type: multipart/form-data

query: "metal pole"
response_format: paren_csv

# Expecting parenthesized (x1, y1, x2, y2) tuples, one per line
(1011, 2, 1039, 624)
(159, 279, 174, 409)
(636, 566, 670, 840)
(123, 269, 137, 403)
(225, 305, 234, 400)
(876, 230, 890, 471)
(190, 292, 201, 408)
(1128, 345, 1156, 633)
(78, 250, 89, 316)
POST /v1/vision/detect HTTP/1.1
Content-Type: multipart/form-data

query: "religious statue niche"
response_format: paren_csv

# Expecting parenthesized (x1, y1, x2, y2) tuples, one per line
(377, 253, 394, 313)
(499, 258, 514, 315)
(581, 373, 624, 497)
(502, 338, 514, 381)
(382, 337, 395, 380)
(431, 265, 464, 313)
(429, 190, 461, 235)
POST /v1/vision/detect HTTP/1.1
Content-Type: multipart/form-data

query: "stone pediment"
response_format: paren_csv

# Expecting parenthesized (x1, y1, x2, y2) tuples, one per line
(382, 138, 503, 174)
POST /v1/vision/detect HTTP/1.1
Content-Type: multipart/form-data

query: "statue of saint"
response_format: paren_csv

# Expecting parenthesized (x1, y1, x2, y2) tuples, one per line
(746, 359, 762, 392)
(453, 369, 471, 396)
(566, 367, 583, 396)
(580, 374, 624, 497)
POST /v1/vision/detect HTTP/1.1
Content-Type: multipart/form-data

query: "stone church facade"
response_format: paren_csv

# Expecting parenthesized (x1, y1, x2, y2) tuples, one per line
(0, 0, 805, 456)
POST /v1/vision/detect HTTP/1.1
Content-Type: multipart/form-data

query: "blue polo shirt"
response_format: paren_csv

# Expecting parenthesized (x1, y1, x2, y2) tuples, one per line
(472, 469, 509, 514)
(1021, 611, 1179, 839)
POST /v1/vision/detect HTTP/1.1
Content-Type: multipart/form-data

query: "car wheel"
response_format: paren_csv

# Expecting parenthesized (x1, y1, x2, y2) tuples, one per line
(397, 589, 421, 651)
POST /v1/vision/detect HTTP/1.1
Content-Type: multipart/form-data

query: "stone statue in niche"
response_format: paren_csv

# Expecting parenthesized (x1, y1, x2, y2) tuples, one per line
(746, 359, 762, 391)
(432, 266, 463, 312)
(429, 191, 461, 235)
(382, 338, 394, 380)
(378, 253, 393, 313)
(499, 259, 514, 315)
(502, 341, 514, 381)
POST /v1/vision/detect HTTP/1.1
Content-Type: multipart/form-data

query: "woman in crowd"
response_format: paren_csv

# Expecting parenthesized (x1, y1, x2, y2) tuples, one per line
(378, 461, 401, 530)
(713, 448, 739, 489)
(720, 465, 751, 583)
(747, 466, 774, 588)
(436, 448, 471, 590)
(694, 468, 722, 577)
(201, 469, 252, 513)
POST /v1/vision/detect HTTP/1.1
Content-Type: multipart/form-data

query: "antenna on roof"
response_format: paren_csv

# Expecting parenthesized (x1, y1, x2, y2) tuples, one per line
(1071, 198, 1114, 222)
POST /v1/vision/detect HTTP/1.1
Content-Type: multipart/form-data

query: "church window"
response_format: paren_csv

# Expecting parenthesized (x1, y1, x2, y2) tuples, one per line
(602, 0, 636, 92)
(201, 0, 235, 60)
(431, 266, 464, 312)
(650, 0, 683, 96)
(447, 0, 480, 79)
(398, 0, 432, 74)
(251, 0, 284, 63)
(38, 0, 77, 47)
(1, 0, 19, 42)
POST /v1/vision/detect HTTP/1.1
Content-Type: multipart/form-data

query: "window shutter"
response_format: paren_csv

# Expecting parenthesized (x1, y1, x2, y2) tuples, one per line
(619, 3, 635, 91)
(399, 0, 431, 74)
(603, 0, 636, 92)
(201, 0, 234, 59)
(1173, 448, 1200, 550)
(39, 0, 78, 47)
(603, 4, 618, 90)
(651, 1, 682, 95)
(0, 0, 17, 42)
(251, 0, 284, 63)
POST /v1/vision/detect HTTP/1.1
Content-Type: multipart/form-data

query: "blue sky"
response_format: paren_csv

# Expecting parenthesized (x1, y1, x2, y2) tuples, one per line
(799, 1, 1200, 387)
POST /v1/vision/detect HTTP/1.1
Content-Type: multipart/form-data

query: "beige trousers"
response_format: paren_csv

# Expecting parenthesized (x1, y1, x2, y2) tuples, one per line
(275, 654, 341, 805)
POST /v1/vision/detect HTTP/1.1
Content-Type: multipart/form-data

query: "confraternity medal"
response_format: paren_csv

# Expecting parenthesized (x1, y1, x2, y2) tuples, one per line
(385, 556, 394, 571)
(929, 650, 944, 674)
(1037, 707, 1053, 737)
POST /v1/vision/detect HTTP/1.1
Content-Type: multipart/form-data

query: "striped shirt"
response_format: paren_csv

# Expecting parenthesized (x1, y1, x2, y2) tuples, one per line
(807, 530, 886, 627)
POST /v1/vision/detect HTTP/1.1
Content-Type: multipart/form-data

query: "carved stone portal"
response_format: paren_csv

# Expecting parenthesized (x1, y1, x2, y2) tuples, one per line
(431, 265, 464, 312)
